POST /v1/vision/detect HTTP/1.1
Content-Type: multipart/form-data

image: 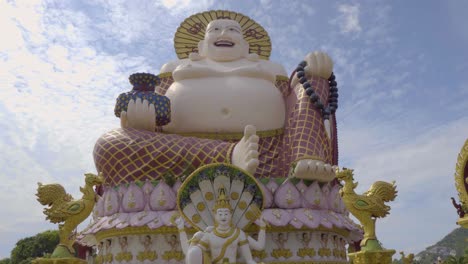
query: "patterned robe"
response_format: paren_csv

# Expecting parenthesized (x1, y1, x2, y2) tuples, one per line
(94, 73, 338, 186)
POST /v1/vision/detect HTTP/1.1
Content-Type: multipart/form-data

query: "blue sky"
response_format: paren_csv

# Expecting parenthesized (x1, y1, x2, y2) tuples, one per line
(1, 0, 467, 259)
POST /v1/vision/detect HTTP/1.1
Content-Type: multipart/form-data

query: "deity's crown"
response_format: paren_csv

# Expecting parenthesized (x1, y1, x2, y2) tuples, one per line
(213, 185, 232, 212)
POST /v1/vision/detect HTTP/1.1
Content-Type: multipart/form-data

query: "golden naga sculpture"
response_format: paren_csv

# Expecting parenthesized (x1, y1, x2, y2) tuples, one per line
(335, 168, 397, 251)
(36, 173, 103, 258)
(453, 139, 468, 228)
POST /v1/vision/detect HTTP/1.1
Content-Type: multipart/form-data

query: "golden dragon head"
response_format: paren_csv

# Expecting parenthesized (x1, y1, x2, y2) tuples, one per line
(335, 168, 359, 193)
(84, 172, 104, 186)
(335, 168, 354, 181)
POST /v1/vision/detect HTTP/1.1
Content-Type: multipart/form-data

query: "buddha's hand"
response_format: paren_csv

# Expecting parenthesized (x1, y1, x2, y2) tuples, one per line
(175, 217, 185, 231)
(255, 217, 266, 228)
(120, 99, 156, 132)
(232, 125, 260, 174)
(304, 51, 333, 79)
(292, 159, 337, 182)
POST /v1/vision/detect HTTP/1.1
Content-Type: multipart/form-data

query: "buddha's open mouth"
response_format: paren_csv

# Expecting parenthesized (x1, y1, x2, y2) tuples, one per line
(214, 40, 234, 47)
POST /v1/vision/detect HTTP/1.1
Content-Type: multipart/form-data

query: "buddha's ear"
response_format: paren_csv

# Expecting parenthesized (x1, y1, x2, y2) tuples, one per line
(198, 40, 206, 56)
(241, 39, 249, 57)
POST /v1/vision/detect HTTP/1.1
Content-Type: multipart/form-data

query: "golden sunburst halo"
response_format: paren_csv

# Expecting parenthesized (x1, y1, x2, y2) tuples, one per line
(174, 10, 271, 60)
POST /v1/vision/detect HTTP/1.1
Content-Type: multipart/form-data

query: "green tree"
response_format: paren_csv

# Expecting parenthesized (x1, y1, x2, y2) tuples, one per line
(443, 255, 466, 264)
(0, 258, 11, 264)
(10, 230, 59, 264)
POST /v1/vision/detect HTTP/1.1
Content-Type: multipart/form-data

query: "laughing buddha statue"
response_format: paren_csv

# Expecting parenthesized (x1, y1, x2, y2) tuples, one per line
(94, 11, 338, 185)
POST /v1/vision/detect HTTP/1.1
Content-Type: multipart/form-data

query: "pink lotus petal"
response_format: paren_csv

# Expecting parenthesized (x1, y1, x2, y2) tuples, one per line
(129, 211, 159, 227)
(122, 182, 145, 212)
(147, 214, 163, 229)
(274, 180, 301, 209)
(103, 188, 119, 216)
(100, 213, 129, 230)
(319, 210, 333, 229)
(303, 181, 322, 209)
(259, 182, 273, 208)
(262, 209, 292, 226)
(86, 216, 111, 233)
(161, 210, 180, 226)
(326, 211, 345, 228)
(293, 208, 321, 228)
(150, 181, 177, 211)
(289, 216, 304, 228)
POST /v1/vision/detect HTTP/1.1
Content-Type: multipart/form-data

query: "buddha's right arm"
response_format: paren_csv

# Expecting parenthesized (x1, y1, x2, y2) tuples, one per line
(178, 229, 189, 254)
(247, 226, 266, 250)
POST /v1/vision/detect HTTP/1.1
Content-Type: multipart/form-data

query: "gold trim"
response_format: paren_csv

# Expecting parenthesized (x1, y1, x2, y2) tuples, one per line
(192, 214, 202, 223)
(457, 216, 468, 228)
(294, 155, 326, 163)
(276, 75, 289, 81)
(240, 262, 347, 264)
(163, 128, 284, 140)
(93, 224, 352, 248)
(455, 139, 468, 212)
(157, 72, 288, 83)
(205, 192, 214, 201)
(239, 239, 248, 246)
(213, 227, 236, 238)
(244, 224, 351, 238)
(231, 192, 240, 200)
(197, 202, 206, 211)
(212, 228, 240, 263)
(158, 72, 173, 78)
(238, 201, 248, 210)
(95, 226, 188, 242)
(175, 10, 272, 60)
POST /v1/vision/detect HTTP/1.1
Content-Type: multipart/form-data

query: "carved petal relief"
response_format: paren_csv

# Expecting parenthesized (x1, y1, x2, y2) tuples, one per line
(122, 182, 145, 212)
(274, 180, 301, 208)
(150, 181, 176, 211)
(103, 187, 119, 216)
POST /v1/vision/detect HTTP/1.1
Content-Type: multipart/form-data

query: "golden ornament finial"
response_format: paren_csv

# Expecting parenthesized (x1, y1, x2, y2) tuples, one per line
(214, 185, 232, 212)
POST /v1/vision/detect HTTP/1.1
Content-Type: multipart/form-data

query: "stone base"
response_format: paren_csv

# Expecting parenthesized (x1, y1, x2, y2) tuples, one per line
(88, 225, 351, 263)
(348, 249, 395, 264)
(32, 258, 86, 264)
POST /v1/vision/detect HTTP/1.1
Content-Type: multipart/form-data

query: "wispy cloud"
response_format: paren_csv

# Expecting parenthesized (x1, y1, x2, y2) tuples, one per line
(1, 0, 467, 258)
(340, 115, 467, 253)
(334, 4, 362, 34)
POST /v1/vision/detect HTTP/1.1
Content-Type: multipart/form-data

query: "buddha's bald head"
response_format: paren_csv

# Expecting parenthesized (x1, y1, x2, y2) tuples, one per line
(198, 19, 249, 61)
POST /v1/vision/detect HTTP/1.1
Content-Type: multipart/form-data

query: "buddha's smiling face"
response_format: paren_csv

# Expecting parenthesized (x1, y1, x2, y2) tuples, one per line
(199, 19, 249, 61)
(215, 208, 232, 227)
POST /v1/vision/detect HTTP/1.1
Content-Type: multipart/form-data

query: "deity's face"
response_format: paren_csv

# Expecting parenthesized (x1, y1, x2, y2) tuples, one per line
(198, 19, 249, 61)
(145, 235, 151, 243)
(214, 208, 232, 227)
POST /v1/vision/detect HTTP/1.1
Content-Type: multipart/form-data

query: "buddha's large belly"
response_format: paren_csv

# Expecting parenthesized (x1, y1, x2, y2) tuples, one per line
(163, 77, 286, 133)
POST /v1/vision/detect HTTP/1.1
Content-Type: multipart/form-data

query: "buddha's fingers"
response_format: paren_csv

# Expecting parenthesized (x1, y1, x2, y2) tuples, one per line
(147, 102, 156, 132)
(127, 99, 137, 128)
(244, 149, 259, 163)
(243, 125, 257, 141)
(246, 159, 259, 175)
(120, 111, 128, 128)
(135, 99, 146, 129)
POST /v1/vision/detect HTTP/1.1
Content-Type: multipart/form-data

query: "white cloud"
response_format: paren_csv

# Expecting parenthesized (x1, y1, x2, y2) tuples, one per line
(336, 4, 362, 34)
(339, 114, 468, 253)
(0, 1, 151, 255)
(1, 0, 467, 259)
